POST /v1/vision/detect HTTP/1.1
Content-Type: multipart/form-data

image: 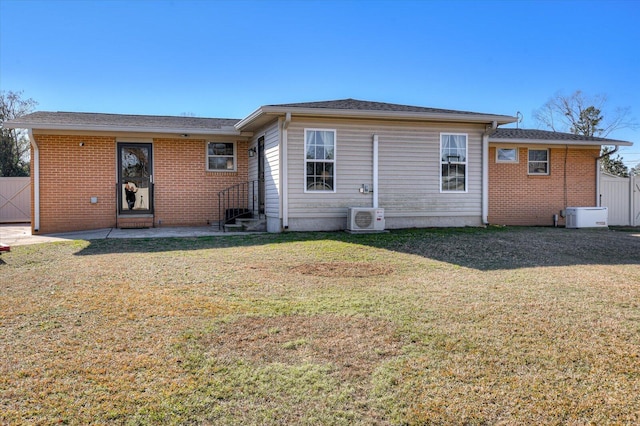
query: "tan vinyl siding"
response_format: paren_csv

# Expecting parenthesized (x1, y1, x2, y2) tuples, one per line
(249, 120, 281, 220)
(286, 118, 485, 223)
(379, 128, 483, 216)
(263, 121, 281, 219)
(287, 121, 373, 219)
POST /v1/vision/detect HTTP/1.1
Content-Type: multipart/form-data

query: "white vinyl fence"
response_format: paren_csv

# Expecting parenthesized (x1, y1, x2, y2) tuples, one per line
(0, 177, 30, 223)
(600, 172, 639, 227)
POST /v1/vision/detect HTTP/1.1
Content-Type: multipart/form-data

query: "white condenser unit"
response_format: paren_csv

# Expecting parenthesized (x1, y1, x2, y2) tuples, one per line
(347, 208, 385, 232)
(565, 207, 608, 228)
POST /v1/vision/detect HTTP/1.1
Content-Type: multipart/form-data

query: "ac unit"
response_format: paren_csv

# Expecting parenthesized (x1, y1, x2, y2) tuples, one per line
(346, 208, 385, 232)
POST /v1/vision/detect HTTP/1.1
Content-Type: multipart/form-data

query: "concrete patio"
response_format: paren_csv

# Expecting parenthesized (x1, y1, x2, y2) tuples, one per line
(0, 223, 249, 247)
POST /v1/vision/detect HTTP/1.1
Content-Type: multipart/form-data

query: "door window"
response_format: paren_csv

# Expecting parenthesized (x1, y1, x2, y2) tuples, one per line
(118, 143, 153, 214)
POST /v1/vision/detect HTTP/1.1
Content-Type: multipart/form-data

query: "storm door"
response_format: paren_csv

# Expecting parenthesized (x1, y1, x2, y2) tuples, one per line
(118, 143, 153, 214)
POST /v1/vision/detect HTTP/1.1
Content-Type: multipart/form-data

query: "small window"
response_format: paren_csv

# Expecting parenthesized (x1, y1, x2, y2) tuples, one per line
(305, 129, 336, 192)
(207, 142, 236, 171)
(528, 149, 549, 175)
(440, 133, 467, 192)
(496, 147, 519, 163)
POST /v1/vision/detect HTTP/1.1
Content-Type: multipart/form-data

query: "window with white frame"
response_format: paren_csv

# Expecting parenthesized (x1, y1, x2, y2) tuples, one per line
(207, 142, 236, 171)
(440, 133, 467, 192)
(496, 147, 519, 163)
(305, 129, 336, 192)
(528, 149, 549, 175)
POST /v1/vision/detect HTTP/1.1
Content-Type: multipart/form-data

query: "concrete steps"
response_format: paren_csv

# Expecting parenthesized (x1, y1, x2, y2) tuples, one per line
(118, 215, 154, 229)
(224, 217, 266, 232)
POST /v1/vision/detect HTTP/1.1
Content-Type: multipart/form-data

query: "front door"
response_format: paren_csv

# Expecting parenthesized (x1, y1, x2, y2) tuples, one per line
(118, 143, 153, 214)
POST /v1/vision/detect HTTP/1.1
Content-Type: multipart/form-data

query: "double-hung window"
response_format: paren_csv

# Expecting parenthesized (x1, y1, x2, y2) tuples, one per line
(207, 142, 236, 171)
(528, 149, 549, 175)
(305, 129, 336, 192)
(440, 133, 467, 192)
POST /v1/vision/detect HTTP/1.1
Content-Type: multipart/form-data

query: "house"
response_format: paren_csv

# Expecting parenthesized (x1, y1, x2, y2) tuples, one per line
(4, 99, 633, 234)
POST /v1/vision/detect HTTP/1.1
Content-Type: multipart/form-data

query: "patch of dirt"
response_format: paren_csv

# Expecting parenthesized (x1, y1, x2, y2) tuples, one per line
(206, 315, 403, 378)
(291, 262, 394, 277)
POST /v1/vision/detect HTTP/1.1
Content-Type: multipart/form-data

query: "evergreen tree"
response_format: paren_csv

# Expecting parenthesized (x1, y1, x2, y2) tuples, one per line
(600, 147, 629, 177)
(570, 105, 603, 137)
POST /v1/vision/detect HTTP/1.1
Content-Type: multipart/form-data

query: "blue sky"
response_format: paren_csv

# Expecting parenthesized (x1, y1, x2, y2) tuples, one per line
(1, 0, 638, 166)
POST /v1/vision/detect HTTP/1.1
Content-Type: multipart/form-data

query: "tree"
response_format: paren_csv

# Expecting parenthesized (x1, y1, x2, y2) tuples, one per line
(571, 105, 603, 136)
(600, 146, 629, 177)
(0, 90, 38, 177)
(534, 90, 637, 177)
(534, 90, 635, 137)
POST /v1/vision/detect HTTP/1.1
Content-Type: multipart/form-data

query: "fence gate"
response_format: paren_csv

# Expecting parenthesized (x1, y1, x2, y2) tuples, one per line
(0, 177, 31, 223)
(600, 173, 638, 226)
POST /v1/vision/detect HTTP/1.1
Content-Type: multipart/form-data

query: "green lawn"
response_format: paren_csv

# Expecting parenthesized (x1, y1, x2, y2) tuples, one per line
(1, 227, 639, 425)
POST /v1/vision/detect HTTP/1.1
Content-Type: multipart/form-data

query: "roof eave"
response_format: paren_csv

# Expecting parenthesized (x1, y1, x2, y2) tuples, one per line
(236, 106, 517, 130)
(234, 107, 268, 131)
(4, 122, 243, 136)
(489, 137, 633, 147)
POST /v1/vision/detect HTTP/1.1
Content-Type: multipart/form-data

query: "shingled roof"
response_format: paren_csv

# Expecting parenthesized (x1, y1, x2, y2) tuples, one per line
(4, 111, 241, 135)
(5, 99, 524, 135)
(236, 98, 518, 130)
(268, 98, 504, 117)
(490, 128, 632, 146)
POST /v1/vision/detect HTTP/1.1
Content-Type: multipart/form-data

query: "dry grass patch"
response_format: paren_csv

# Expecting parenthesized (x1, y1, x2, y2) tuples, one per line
(292, 262, 394, 277)
(164, 314, 405, 424)
(206, 314, 402, 378)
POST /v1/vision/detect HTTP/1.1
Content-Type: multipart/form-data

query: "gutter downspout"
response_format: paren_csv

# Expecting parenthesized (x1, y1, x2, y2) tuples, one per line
(633, 174, 638, 227)
(595, 145, 619, 207)
(281, 112, 291, 230)
(482, 121, 498, 225)
(28, 129, 40, 232)
(373, 134, 379, 208)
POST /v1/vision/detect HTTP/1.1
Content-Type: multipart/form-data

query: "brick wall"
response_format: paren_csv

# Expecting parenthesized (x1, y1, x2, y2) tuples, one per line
(152, 138, 248, 227)
(32, 134, 117, 234)
(488, 146, 600, 226)
(32, 134, 248, 234)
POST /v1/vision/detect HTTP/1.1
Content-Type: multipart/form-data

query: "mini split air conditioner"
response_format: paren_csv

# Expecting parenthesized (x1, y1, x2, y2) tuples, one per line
(346, 207, 385, 232)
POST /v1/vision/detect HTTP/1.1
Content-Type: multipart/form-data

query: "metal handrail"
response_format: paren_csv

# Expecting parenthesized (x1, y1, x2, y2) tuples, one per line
(218, 180, 262, 231)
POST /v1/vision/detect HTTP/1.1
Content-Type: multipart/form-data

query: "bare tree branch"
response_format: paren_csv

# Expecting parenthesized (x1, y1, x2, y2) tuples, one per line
(534, 90, 638, 177)
(534, 90, 638, 137)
